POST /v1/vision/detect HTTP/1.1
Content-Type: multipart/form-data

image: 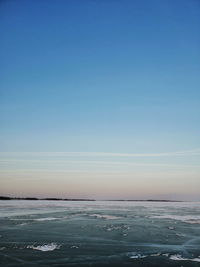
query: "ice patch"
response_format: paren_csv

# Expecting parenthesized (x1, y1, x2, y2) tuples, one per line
(71, 245, 79, 249)
(88, 214, 121, 220)
(103, 224, 130, 232)
(186, 220, 200, 224)
(150, 253, 161, 257)
(176, 233, 186, 237)
(27, 243, 61, 251)
(130, 254, 147, 259)
(9, 217, 59, 222)
(151, 215, 200, 224)
(162, 253, 169, 257)
(170, 254, 200, 262)
(34, 217, 58, 221)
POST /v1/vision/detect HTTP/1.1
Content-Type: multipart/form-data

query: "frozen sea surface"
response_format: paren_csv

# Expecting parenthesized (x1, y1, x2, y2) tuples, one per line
(0, 200, 200, 266)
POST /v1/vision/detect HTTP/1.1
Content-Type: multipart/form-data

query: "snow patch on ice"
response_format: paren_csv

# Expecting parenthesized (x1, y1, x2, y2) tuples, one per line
(27, 243, 61, 251)
(129, 254, 147, 259)
(168, 226, 175, 230)
(88, 214, 121, 220)
(19, 223, 28, 226)
(71, 245, 79, 249)
(34, 217, 58, 221)
(162, 253, 169, 257)
(151, 214, 200, 224)
(169, 254, 200, 262)
(150, 253, 161, 257)
(9, 217, 59, 222)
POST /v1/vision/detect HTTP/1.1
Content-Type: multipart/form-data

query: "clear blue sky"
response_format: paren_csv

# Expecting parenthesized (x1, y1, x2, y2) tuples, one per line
(0, 0, 200, 199)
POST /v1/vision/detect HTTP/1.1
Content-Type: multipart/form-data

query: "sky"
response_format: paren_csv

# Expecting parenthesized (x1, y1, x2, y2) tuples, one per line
(0, 0, 200, 200)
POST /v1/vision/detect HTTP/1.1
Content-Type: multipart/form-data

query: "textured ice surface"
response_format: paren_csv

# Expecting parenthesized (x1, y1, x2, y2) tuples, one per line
(0, 200, 200, 266)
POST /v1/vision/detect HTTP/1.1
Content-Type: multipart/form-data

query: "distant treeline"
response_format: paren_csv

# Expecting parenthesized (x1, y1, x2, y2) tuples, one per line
(0, 196, 95, 201)
(107, 199, 182, 202)
(0, 196, 182, 202)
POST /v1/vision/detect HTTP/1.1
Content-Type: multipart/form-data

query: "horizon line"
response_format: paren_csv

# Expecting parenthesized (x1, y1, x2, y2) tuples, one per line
(0, 195, 195, 202)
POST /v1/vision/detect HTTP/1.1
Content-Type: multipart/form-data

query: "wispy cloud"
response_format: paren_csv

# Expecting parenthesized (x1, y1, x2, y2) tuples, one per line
(0, 148, 200, 157)
(0, 159, 199, 169)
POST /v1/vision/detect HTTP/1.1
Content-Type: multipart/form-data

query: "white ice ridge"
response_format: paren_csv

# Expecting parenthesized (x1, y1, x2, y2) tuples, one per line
(129, 254, 147, 259)
(88, 214, 121, 219)
(34, 217, 58, 221)
(9, 217, 59, 222)
(170, 254, 200, 262)
(151, 214, 200, 224)
(27, 243, 61, 251)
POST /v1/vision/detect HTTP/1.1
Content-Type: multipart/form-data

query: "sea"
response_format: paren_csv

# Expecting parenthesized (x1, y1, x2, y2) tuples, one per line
(0, 200, 200, 266)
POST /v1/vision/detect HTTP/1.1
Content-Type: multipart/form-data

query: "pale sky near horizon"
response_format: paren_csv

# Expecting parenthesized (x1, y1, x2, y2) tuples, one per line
(0, 0, 200, 200)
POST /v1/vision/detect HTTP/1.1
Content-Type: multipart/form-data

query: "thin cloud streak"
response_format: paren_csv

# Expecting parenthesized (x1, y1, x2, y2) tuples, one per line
(0, 159, 200, 169)
(0, 148, 200, 157)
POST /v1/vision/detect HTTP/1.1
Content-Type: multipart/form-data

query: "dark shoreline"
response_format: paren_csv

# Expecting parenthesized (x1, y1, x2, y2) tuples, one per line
(0, 196, 95, 201)
(0, 196, 182, 202)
